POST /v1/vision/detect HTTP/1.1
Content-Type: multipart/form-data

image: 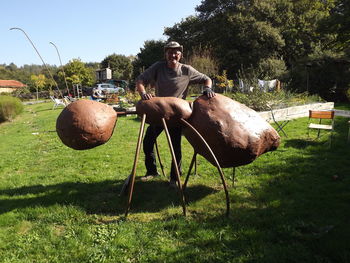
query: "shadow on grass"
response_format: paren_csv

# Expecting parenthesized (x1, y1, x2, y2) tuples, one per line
(284, 138, 320, 149)
(140, 130, 350, 262)
(0, 179, 215, 215)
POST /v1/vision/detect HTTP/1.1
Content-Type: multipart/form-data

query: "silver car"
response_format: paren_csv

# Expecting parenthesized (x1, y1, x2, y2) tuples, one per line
(95, 83, 125, 94)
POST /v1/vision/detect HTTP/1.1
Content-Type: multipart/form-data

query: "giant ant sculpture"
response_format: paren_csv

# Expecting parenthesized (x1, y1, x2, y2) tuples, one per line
(56, 94, 280, 217)
(10, 27, 280, 217)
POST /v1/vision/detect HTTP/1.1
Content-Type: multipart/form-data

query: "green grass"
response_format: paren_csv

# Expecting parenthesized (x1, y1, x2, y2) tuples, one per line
(0, 101, 349, 263)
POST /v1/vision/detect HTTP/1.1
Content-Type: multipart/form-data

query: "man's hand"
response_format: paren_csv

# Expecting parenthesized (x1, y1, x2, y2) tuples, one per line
(140, 92, 153, 100)
(203, 86, 216, 98)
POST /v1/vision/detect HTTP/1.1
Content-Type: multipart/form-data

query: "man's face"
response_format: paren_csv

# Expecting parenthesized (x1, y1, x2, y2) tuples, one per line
(165, 48, 182, 67)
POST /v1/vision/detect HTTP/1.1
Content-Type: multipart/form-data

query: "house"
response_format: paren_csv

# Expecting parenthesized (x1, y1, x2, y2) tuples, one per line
(0, 80, 27, 93)
(95, 68, 112, 82)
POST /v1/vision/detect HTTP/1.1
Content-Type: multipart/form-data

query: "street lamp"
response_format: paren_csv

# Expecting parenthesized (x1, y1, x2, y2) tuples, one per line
(50, 41, 70, 96)
(306, 62, 312, 94)
(9, 27, 64, 99)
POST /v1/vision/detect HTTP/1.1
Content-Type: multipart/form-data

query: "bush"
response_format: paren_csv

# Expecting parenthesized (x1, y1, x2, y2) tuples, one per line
(229, 89, 275, 111)
(0, 95, 24, 122)
(229, 89, 324, 111)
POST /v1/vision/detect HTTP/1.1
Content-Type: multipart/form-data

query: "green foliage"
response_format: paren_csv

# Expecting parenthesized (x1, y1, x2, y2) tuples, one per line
(319, 0, 350, 54)
(101, 54, 133, 81)
(124, 91, 140, 105)
(132, 40, 166, 79)
(0, 95, 23, 122)
(230, 89, 275, 111)
(62, 59, 95, 87)
(186, 46, 218, 78)
(164, 0, 341, 84)
(289, 50, 350, 102)
(257, 57, 287, 80)
(30, 74, 47, 100)
(164, 16, 206, 54)
(214, 70, 234, 93)
(229, 89, 324, 111)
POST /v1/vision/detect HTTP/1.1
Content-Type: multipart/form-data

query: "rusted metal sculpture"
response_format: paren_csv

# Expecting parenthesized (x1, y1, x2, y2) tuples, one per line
(56, 100, 117, 150)
(184, 94, 280, 167)
(56, 94, 280, 217)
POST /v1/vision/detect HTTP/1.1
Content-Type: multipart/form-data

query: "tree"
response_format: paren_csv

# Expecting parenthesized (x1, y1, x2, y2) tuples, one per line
(321, 0, 350, 55)
(132, 40, 166, 79)
(164, 16, 206, 55)
(62, 59, 94, 87)
(30, 74, 46, 100)
(165, 0, 286, 77)
(164, 0, 336, 80)
(187, 46, 218, 78)
(100, 54, 133, 81)
(215, 70, 234, 93)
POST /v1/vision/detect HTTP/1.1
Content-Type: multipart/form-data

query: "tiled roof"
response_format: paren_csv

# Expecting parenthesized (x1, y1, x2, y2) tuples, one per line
(0, 80, 27, 88)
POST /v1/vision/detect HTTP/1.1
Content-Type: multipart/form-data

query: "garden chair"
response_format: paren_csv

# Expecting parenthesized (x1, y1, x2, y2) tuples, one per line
(268, 106, 291, 137)
(50, 96, 66, 110)
(308, 110, 335, 145)
(64, 96, 76, 103)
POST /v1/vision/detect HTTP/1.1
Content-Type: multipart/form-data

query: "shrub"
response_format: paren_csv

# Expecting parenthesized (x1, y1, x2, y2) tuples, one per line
(229, 89, 275, 111)
(0, 95, 24, 122)
(124, 91, 140, 105)
(229, 90, 324, 111)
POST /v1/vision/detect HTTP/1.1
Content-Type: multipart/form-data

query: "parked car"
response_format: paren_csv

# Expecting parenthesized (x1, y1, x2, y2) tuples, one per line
(95, 83, 125, 94)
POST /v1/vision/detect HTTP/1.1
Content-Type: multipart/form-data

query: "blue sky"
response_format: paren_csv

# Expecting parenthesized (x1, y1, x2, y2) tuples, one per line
(0, 0, 202, 67)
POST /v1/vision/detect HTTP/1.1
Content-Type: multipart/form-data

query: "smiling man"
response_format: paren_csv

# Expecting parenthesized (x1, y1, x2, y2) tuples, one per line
(136, 41, 215, 187)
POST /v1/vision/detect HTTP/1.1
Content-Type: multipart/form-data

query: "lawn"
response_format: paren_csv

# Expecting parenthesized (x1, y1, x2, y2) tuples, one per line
(0, 100, 349, 263)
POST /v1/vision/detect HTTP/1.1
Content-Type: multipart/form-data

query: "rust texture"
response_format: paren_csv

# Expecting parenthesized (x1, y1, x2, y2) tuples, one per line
(56, 100, 117, 150)
(184, 94, 280, 168)
(136, 97, 192, 127)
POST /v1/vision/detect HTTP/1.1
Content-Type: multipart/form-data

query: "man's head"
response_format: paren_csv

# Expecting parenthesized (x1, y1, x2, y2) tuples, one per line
(164, 41, 183, 68)
(164, 41, 183, 53)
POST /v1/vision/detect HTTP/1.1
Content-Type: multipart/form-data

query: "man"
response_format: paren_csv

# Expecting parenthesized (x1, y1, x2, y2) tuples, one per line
(136, 41, 215, 187)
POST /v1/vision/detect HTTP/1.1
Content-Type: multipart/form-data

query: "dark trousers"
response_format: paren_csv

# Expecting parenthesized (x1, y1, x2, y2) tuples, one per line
(143, 125, 182, 181)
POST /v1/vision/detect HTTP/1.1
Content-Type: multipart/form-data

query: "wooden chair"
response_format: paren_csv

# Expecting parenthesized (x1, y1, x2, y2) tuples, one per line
(308, 110, 335, 145)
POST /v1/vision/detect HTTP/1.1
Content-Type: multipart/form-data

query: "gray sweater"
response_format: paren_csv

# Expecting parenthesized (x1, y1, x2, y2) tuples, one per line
(137, 61, 210, 99)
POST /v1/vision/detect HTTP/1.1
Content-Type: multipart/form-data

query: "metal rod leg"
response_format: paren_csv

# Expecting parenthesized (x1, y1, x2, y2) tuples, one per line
(194, 153, 197, 176)
(155, 140, 166, 177)
(124, 114, 147, 217)
(161, 118, 187, 216)
(232, 167, 236, 186)
(181, 118, 230, 217)
(183, 152, 197, 191)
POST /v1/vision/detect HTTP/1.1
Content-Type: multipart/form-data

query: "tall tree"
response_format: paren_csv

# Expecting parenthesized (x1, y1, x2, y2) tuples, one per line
(62, 59, 94, 87)
(30, 74, 46, 100)
(321, 0, 350, 55)
(165, 0, 336, 79)
(132, 40, 166, 79)
(100, 54, 133, 81)
(164, 16, 205, 56)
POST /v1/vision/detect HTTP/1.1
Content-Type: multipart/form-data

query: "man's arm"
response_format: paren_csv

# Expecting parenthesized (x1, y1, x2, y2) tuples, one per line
(136, 79, 153, 100)
(187, 65, 215, 98)
(203, 78, 216, 98)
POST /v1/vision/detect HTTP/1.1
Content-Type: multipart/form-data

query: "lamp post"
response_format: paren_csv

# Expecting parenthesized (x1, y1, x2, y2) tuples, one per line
(306, 62, 312, 94)
(9, 27, 64, 99)
(50, 41, 70, 96)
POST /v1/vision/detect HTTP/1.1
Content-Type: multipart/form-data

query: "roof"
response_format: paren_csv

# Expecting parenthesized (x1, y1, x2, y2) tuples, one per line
(0, 80, 27, 88)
